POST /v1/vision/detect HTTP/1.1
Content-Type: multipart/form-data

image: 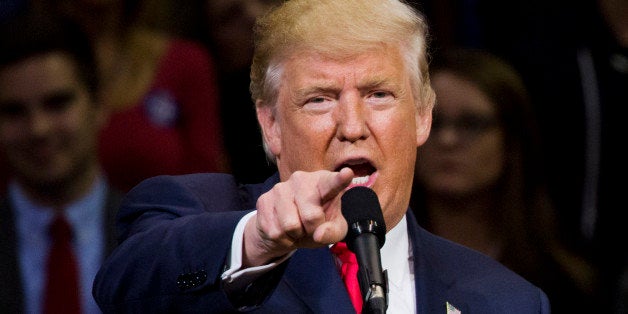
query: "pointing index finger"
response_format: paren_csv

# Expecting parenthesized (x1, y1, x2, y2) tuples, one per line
(319, 167, 354, 203)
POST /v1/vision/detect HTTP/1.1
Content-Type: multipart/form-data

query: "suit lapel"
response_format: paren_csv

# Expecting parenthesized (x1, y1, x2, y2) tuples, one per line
(265, 208, 457, 313)
(102, 187, 124, 256)
(0, 184, 123, 312)
(407, 210, 452, 314)
(275, 211, 451, 314)
(283, 247, 356, 313)
(0, 197, 24, 312)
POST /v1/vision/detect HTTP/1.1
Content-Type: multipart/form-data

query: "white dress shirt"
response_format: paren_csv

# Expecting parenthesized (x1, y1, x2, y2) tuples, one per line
(222, 211, 416, 313)
(10, 177, 107, 314)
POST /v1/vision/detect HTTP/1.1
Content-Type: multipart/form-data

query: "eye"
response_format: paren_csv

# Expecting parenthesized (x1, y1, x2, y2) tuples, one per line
(458, 114, 497, 132)
(365, 90, 394, 107)
(44, 91, 76, 113)
(307, 96, 327, 104)
(303, 95, 335, 112)
(0, 101, 27, 118)
(371, 91, 390, 98)
(431, 114, 444, 130)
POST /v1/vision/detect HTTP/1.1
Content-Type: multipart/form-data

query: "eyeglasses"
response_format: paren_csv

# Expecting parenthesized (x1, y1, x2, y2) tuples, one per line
(430, 113, 499, 141)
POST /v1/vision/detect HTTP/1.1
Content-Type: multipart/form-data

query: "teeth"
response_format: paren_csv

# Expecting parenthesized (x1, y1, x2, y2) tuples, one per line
(351, 175, 369, 185)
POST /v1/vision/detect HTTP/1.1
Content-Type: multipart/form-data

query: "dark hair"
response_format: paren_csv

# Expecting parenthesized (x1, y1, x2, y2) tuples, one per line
(0, 8, 99, 95)
(412, 47, 600, 311)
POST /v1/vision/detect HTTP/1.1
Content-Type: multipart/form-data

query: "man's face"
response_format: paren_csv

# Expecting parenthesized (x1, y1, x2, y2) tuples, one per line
(0, 52, 103, 188)
(257, 46, 432, 228)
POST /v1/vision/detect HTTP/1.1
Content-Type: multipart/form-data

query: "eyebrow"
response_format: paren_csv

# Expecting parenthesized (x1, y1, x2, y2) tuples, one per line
(294, 82, 341, 99)
(0, 88, 78, 112)
(294, 76, 395, 98)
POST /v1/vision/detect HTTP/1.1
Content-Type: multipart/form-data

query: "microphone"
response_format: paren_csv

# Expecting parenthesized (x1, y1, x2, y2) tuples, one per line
(341, 186, 388, 314)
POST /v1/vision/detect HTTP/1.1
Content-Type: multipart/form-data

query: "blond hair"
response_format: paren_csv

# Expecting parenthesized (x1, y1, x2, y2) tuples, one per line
(250, 0, 435, 160)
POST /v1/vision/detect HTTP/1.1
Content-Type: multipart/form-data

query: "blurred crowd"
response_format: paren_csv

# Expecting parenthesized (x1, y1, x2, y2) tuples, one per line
(0, 0, 625, 313)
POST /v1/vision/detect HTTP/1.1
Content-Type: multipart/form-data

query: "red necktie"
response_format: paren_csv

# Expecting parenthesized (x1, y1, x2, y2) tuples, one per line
(331, 242, 362, 313)
(43, 213, 82, 314)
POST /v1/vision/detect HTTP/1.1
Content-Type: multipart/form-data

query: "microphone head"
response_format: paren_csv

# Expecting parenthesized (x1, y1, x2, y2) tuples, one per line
(341, 186, 386, 248)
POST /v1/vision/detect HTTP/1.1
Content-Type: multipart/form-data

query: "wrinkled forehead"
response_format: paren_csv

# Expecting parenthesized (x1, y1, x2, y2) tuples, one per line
(270, 45, 413, 94)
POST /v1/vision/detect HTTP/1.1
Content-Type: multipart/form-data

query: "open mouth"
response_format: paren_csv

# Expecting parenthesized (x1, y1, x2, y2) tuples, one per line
(336, 160, 376, 186)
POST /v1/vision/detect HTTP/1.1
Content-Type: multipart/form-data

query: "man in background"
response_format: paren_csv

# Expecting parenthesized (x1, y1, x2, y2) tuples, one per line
(0, 8, 122, 314)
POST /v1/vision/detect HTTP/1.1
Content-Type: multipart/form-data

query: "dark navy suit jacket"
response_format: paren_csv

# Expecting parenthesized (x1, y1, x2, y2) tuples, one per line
(93, 173, 550, 313)
(0, 187, 123, 313)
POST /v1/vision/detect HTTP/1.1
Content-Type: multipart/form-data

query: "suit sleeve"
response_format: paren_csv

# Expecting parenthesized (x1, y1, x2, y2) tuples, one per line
(92, 173, 256, 313)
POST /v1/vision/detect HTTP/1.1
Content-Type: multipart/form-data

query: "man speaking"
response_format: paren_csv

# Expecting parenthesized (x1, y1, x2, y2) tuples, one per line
(92, 0, 550, 313)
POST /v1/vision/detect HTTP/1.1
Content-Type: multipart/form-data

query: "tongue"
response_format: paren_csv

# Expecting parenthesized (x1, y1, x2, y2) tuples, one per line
(349, 163, 373, 177)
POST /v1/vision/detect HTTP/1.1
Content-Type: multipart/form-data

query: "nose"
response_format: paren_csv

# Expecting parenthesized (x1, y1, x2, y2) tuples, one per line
(431, 125, 462, 147)
(27, 109, 53, 137)
(335, 93, 370, 142)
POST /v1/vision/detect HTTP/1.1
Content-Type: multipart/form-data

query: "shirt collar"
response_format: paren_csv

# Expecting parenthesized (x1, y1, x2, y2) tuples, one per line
(9, 176, 108, 238)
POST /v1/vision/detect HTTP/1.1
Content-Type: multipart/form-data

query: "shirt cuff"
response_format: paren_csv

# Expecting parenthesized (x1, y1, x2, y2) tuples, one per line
(221, 211, 294, 292)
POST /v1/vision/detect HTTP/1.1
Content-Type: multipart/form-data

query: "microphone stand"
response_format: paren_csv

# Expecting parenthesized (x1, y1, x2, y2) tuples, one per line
(341, 187, 389, 314)
(351, 221, 389, 314)
(362, 270, 388, 314)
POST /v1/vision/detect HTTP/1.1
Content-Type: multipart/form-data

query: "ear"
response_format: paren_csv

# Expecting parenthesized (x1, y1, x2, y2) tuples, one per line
(256, 100, 281, 157)
(415, 109, 432, 146)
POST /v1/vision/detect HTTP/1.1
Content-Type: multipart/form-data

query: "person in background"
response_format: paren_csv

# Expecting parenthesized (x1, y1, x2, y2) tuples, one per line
(0, 0, 30, 194)
(411, 48, 602, 313)
(49, 0, 229, 192)
(0, 9, 123, 314)
(497, 1, 626, 309)
(413, 0, 626, 310)
(92, 1, 550, 313)
(199, 0, 280, 183)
